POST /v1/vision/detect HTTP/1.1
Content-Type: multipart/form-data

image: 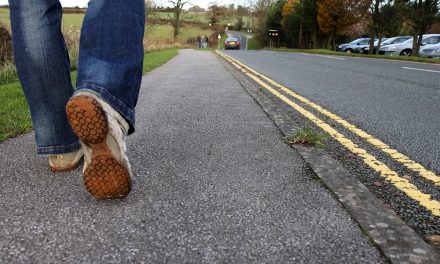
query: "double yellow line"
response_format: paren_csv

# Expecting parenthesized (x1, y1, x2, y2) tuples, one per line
(216, 50, 440, 216)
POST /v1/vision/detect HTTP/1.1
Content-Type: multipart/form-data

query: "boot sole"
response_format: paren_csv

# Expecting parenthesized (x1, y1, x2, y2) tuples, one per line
(66, 95, 131, 199)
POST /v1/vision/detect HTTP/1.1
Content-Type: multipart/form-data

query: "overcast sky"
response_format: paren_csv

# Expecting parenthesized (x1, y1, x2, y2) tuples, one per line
(0, 0, 249, 9)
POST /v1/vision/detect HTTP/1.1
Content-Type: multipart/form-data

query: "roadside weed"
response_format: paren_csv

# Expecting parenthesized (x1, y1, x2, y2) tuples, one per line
(285, 127, 326, 148)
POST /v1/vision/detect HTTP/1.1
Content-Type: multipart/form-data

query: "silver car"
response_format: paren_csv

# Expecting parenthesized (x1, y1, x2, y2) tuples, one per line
(419, 43, 440, 58)
(336, 38, 371, 53)
(379, 34, 440, 56)
(352, 38, 378, 53)
(367, 36, 412, 54)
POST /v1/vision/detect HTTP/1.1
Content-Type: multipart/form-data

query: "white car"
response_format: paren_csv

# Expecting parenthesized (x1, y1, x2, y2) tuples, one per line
(379, 34, 440, 56)
(419, 43, 440, 58)
(373, 36, 412, 54)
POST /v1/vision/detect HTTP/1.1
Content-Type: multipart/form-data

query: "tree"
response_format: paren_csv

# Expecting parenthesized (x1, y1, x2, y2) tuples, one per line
(266, 0, 287, 47)
(399, 0, 440, 55)
(235, 5, 248, 31)
(302, 0, 319, 48)
(367, 0, 389, 54)
(254, 0, 274, 46)
(208, 4, 226, 25)
(169, 0, 190, 39)
(282, 0, 303, 48)
(317, 0, 369, 49)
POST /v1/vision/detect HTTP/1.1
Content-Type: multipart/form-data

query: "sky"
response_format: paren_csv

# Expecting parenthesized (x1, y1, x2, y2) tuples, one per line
(0, 0, 249, 9)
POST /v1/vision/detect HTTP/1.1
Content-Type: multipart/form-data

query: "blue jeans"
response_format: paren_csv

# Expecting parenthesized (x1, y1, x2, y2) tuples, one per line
(9, 0, 145, 155)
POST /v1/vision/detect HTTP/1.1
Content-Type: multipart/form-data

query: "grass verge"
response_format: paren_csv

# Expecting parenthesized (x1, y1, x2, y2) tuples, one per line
(0, 81, 33, 141)
(285, 127, 326, 148)
(142, 48, 178, 74)
(0, 49, 179, 142)
(270, 48, 440, 64)
(247, 37, 262, 50)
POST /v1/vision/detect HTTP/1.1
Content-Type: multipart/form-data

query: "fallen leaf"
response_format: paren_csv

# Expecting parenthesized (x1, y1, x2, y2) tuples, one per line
(373, 181, 383, 187)
(427, 235, 440, 246)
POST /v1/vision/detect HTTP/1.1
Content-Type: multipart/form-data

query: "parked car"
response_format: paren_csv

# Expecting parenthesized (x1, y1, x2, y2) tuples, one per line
(360, 39, 382, 54)
(379, 34, 440, 56)
(224, 38, 240, 50)
(419, 43, 440, 58)
(364, 36, 411, 54)
(353, 38, 380, 53)
(336, 38, 371, 53)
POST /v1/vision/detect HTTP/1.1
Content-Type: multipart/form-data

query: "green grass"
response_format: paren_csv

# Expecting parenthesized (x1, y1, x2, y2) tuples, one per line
(0, 61, 18, 85)
(270, 48, 440, 64)
(285, 127, 326, 148)
(219, 34, 227, 50)
(0, 8, 84, 30)
(153, 11, 241, 26)
(147, 24, 213, 43)
(0, 49, 178, 142)
(247, 37, 262, 50)
(61, 13, 84, 31)
(142, 48, 178, 74)
(0, 81, 33, 141)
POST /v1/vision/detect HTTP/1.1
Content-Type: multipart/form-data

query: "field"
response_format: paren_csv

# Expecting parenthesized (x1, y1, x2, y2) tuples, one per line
(0, 7, 217, 141)
(0, 8, 83, 29)
(0, 49, 179, 142)
(146, 24, 215, 48)
(0, 8, 217, 50)
(152, 11, 243, 25)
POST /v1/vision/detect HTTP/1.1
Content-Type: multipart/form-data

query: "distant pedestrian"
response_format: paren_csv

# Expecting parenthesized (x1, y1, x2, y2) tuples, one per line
(203, 35, 208, 49)
(196, 35, 201, 49)
(9, 0, 145, 199)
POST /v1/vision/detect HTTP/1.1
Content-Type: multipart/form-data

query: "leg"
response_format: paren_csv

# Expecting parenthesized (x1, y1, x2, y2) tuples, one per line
(66, 0, 145, 198)
(76, 0, 145, 134)
(9, 0, 80, 155)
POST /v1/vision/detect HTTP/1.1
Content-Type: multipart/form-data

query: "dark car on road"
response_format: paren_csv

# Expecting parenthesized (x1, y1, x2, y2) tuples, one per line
(225, 38, 240, 50)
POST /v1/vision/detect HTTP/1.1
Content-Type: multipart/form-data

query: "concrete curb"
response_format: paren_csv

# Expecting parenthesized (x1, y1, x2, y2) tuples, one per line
(219, 55, 440, 264)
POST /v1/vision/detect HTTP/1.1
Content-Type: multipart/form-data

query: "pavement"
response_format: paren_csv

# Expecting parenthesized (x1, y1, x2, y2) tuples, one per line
(0, 49, 385, 263)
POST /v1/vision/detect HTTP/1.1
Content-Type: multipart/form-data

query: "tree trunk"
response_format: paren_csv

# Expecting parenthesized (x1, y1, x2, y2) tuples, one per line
(331, 30, 336, 50)
(298, 23, 303, 49)
(376, 33, 383, 55)
(312, 31, 317, 49)
(412, 31, 423, 56)
(173, 9, 181, 39)
(411, 34, 419, 56)
(368, 30, 375, 55)
(326, 36, 331, 50)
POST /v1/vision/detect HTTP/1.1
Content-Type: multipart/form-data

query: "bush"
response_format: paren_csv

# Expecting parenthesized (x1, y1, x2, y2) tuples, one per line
(0, 23, 12, 65)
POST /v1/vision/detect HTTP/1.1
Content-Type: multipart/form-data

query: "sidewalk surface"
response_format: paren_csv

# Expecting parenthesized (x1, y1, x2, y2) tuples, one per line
(0, 50, 383, 263)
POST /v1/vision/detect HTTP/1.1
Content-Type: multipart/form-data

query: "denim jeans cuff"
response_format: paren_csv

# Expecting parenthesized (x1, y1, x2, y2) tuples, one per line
(37, 141, 81, 155)
(75, 84, 135, 134)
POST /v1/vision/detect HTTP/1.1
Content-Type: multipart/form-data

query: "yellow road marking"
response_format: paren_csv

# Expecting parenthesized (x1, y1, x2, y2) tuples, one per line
(217, 51, 440, 187)
(216, 50, 440, 216)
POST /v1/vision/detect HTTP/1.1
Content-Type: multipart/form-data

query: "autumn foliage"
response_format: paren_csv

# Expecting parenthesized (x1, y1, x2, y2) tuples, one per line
(317, 0, 369, 34)
(254, 0, 439, 51)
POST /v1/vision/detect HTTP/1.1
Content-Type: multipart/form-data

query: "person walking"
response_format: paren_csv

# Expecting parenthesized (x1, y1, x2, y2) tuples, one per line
(196, 35, 201, 49)
(8, 0, 145, 199)
(203, 35, 208, 49)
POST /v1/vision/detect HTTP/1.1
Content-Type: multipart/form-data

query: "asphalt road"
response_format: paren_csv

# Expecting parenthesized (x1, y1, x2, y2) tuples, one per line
(0, 50, 383, 263)
(226, 31, 248, 50)
(223, 50, 440, 176)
